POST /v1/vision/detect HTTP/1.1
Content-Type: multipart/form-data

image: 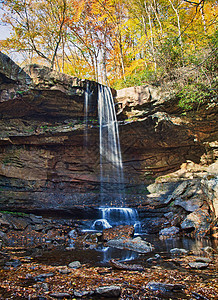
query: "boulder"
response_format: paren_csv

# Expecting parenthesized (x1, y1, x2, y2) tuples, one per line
(74, 290, 94, 297)
(49, 293, 71, 299)
(142, 217, 167, 234)
(95, 285, 121, 298)
(195, 257, 212, 263)
(181, 207, 211, 237)
(34, 273, 54, 281)
(107, 237, 153, 253)
(68, 261, 81, 269)
(188, 262, 209, 269)
(159, 226, 180, 237)
(146, 281, 185, 292)
(170, 248, 189, 255)
(174, 198, 203, 212)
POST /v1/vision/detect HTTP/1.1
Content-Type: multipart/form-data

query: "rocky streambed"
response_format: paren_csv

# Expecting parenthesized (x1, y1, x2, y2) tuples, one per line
(0, 212, 217, 299)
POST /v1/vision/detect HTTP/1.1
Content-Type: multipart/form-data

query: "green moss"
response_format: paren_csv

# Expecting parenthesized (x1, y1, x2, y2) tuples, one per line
(0, 211, 29, 217)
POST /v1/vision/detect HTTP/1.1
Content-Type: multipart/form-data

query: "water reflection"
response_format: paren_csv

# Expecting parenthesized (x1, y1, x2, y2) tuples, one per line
(145, 234, 215, 256)
(95, 244, 138, 263)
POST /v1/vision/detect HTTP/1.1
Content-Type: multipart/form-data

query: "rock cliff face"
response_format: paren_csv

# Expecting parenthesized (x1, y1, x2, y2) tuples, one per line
(0, 52, 217, 235)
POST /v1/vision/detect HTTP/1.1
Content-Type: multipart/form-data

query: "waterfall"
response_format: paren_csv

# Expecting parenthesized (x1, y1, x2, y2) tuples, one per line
(84, 83, 141, 233)
(84, 81, 90, 146)
(98, 84, 125, 205)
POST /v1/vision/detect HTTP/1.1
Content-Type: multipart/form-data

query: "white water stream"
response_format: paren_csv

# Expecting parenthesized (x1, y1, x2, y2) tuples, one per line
(85, 83, 141, 233)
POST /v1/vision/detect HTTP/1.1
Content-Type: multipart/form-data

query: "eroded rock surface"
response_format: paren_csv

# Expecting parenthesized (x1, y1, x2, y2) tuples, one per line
(0, 52, 217, 236)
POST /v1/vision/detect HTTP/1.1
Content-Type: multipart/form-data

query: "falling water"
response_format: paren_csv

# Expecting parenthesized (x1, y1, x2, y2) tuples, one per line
(84, 81, 90, 146)
(92, 207, 141, 233)
(98, 84, 125, 205)
(85, 83, 141, 233)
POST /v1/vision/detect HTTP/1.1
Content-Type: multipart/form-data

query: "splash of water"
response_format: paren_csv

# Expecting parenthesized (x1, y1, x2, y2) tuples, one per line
(92, 207, 141, 233)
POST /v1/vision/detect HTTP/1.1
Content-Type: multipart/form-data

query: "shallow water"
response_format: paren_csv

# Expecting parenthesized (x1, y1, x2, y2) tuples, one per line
(33, 234, 217, 267)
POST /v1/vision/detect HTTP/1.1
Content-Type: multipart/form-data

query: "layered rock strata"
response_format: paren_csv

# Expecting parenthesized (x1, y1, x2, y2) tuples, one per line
(0, 52, 217, 236)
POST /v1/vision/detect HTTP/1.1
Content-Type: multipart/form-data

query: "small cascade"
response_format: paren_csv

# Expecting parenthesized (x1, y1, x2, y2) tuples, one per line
(92, 218, 112, 231)
(92, 207, 141, 233)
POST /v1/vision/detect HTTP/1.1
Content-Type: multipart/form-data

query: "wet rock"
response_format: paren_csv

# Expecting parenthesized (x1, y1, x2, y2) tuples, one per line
(68, 229, 77, 238)
(33, 283, 49, 291)
(188, 262, 209, 269)
(191, 291, 210, 300)
(11, 216, 29, 230)
(174, 198, 202, 212)
(170, 248, 189, 255)
(110, 259, 144, 271)
(49, 292, 71, 299)
(95, 285, 121, 298)
(68, 261, 81, 269)
(58, 268, 71, 274)
(74, 290, 94, 297)
(34, 273, 54, 281)
(0, 231, 6, 239)
(73, 232, 99, 248)
(142, 218, 167, 234)
(146, 254, 161, 263)
(159, 226, 180, 237)
(146, 281, 185, 293)
(165, 181, 189, 204)
(171, 214, 183, 227)
(0, 214, 30, 230)
(29, 214, 44, 224)
(33, 224, 45, 231)
(201, 246, 216, 254)
(107, 237, 153, 253)
(0, 215, 11, 228)
(164, 212, 174, 220)
(195, 257, 212, 263)
(103, 225, 134, 241)
(5, 259, 22, 268)
(181, 208, 211, 237)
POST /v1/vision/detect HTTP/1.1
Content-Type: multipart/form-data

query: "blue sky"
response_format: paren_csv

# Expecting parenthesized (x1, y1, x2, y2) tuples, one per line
(0, 7, 11, 40)
(0, 24, 11, 39)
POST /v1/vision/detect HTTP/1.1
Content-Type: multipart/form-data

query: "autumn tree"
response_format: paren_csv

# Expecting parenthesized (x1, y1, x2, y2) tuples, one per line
(0, 0, 217, 86)
(0, 0, 72, 69)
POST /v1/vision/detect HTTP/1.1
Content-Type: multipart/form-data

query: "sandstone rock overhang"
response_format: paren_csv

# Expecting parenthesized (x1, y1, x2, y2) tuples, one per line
(0, 52, 217, 216)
